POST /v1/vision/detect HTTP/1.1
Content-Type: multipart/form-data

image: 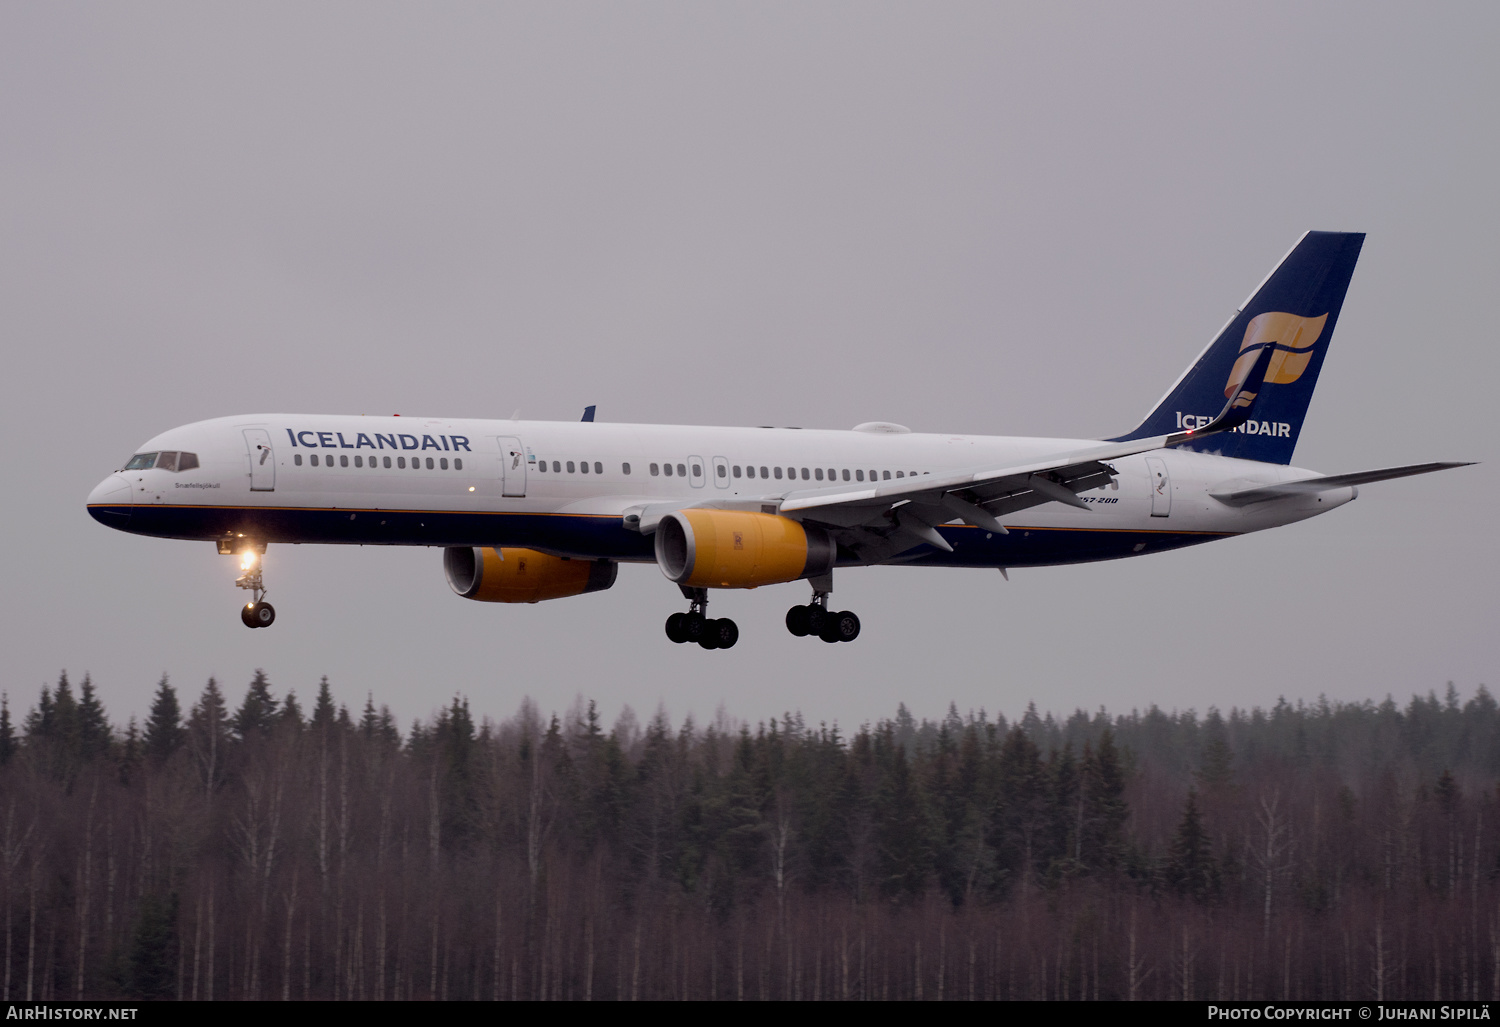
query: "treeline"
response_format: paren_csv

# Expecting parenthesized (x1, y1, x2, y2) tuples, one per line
(0, 672, 1496, 1000)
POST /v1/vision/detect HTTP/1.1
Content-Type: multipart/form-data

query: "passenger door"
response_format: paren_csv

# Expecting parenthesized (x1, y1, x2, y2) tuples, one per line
(1145, 456, 1171, 517)
(497, 436, 527, 497)
(243, 429, 275, 491)
(689, 455, 706, 489)
(712, 455, 730, 489)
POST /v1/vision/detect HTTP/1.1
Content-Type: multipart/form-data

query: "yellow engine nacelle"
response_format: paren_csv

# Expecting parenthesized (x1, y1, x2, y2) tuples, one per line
(654, 510, 834, 589)
(443, 547, 617, 603)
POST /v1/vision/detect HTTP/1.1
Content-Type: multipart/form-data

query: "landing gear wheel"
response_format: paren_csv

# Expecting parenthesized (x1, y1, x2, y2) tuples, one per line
(831, 610, 860, 642)
(682, 612, 707, 645)
(665, 611, 689, 643)
(698, 618, 721, 650)
(804, 604, 828, 635)
(709, 618, 739, 649)
(250, 601, 275, 628)
(241, 604, 259, 628)
(785, 605, 810, 636)
(819, 618, 841, 643)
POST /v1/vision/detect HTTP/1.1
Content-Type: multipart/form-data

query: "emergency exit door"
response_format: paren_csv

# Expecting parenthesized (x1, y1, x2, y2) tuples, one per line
(243, 429, 275, 491)
(1145, 457, 1170, 517)
(497, 436, 527, 497)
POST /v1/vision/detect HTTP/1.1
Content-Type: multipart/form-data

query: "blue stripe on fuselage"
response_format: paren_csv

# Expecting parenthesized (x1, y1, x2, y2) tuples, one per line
(89, 504, 1233, 569)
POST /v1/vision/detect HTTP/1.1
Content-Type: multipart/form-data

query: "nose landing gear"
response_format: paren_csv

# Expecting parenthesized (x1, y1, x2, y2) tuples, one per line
(224, 540, 275, 629)
(664, 586, 738, 650)
(786, 585, 859, 643)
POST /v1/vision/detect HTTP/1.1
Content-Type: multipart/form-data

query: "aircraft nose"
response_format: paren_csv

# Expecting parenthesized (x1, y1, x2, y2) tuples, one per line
(87, 474, 133, 526)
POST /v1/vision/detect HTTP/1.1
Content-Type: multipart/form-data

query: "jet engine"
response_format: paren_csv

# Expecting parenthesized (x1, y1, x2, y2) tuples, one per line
(654, 510, 834, 589)
(443, 547, 617, 603)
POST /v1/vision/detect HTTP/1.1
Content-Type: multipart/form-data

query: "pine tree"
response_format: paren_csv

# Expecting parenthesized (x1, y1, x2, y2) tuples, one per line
(77, 674, 112, 761)
(118, 717, 141, 785)
(187, 678, 230, 798)
(311, 677, 337, 738)
(1080, 726, 1128, 871)
(0, 694, 13, 766)
(232, 669, 278, 739)
(143, 676, 185, 765)
(126, 893, 179, 999)
(1164, 787, 1219, 902)
(279, 689, 304, 729)
(360, 693, 379, 739)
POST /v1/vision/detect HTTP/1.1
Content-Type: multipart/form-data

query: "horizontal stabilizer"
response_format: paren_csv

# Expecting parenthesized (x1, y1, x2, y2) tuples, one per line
(1210, 462, 1474, 506)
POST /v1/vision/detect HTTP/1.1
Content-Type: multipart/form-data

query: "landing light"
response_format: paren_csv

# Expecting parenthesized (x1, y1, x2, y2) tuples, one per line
(240, 552, 259, 571)
(468, 486, 475, 492)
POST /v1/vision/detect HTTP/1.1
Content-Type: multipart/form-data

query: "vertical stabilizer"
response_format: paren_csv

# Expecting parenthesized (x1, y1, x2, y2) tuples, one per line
(1110, 231, 1364, 464)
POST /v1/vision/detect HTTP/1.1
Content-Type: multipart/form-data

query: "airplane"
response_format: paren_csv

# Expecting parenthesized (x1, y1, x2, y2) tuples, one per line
(87, 231, 1470, 648)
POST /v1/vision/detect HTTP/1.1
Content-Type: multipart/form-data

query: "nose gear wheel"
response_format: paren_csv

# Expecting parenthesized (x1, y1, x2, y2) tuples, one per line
(232, 542, 275, 628)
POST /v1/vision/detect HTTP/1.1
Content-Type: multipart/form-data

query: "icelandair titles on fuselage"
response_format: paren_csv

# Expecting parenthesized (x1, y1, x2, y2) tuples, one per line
(1176, 412, 1293, 438)
(285, 429, 471, 452)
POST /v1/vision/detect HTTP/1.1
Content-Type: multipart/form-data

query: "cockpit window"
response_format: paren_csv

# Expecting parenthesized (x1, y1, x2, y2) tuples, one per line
(157, 451, 180, 472)
(123, 453, 157, 470)
(178, 452, 199, 471)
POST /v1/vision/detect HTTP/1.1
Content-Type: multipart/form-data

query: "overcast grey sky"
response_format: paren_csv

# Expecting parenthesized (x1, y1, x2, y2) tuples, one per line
(3, 2, 1496, 733)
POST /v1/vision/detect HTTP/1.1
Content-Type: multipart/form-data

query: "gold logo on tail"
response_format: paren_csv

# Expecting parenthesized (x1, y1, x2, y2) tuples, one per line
(1224, 311, 1328, 404)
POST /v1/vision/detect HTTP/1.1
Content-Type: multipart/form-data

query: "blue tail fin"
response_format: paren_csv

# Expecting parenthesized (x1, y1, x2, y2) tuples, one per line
(1110, 231, 1365, 464)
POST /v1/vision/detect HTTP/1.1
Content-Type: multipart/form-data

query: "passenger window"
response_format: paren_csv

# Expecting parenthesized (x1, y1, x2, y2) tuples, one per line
(594, 461, 602, 474)
(178, 452, 199, 471)
(650, 463, 660, 476)
(384, 456, 392, 469)
(294, 454, 303, 466)
(354, 456, 363, 468)
(580, 461, 589, 474)
(717, 465, 727, 478)
(157, 451, 179, 472)
(123, 453, 157, 471)
(801, 468, 809, 480)
(310, 454, 319, 466)
(677, 464, 686, 477)
(440, 457, 448, 470)
(454, 458, 462, 470)
(552, 461, 560, 472)
(567, 461, 575, 473)
(896, 471, 904, 478)
(537, 460, 546, 472)
(882, 470, 891, 480)
(855, 469, 864, 481)
(760, 466, 769, 478)
(733, 466, 741, 477)
(622, 463, 631, 475)
(424, 457, 432, 469)
(691, 464, 701, 477)
(774, 467, 783, 479)
(664, 463, 673, 476)
(827, 468, 834, 479)
(842, 469, 850, 481)
(341, 455, 350, 467)
(815, 468, 824, 481)
(397, 457, 406, 469)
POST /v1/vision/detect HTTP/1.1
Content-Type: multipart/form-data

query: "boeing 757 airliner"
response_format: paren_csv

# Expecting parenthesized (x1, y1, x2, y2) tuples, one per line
(87, 232, 1470, 647)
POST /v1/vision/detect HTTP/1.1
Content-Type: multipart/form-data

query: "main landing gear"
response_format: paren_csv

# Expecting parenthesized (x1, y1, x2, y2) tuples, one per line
(227, 541, 275, 629)
(786, 588, 860, 643)
(665, 586, 738, 650)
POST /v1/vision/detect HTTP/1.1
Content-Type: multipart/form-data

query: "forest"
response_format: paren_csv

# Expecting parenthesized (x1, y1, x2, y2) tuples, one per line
(0, 671, 1496, 1001)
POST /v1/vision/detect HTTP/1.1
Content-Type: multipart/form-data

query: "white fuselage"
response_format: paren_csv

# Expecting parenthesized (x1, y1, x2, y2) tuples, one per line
(87, 413, 1353, 569)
